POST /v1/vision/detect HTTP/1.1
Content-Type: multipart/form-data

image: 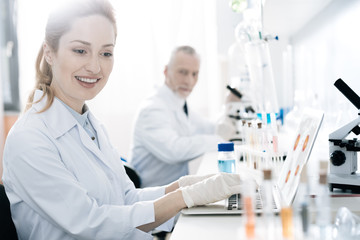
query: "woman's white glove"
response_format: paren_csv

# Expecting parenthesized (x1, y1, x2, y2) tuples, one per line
(181, 172, 242, 208)
(178, 174, 215, 187)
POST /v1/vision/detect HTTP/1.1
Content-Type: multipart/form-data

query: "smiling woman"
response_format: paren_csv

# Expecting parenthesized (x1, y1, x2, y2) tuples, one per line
(42, 15, 116, 113)
(25, 0, 117, 114)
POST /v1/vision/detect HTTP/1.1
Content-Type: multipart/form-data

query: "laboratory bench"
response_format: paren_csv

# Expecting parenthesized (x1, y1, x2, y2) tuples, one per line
(170, 152, 360, 240)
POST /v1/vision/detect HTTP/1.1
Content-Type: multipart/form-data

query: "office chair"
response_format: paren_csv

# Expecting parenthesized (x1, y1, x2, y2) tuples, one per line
(124, 165, 141, 188)
(0, 184, 18, 240)
(121, 156, 141, 188)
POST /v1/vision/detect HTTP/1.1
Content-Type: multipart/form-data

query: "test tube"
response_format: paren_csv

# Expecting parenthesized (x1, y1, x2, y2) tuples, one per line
(247, 122, 253, 168)
(239, 120, 247, 164)
(243, 179, 256, 239)
(281, 206, 294, 239)
(262, 169, 276, 240)
(245, 197, 255, 239)
(256, 122, 262, 169)
(262, 169, 273, 215)
(316, 171, 331, 239)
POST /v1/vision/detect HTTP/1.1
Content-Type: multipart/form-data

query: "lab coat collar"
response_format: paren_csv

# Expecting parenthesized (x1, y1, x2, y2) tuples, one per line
(59, 100, 89, 128)
(33, 90, 77, 139)
(161, 84, 186, 110)
(160, 84, 191, 126)
(32, 90, 116, 171)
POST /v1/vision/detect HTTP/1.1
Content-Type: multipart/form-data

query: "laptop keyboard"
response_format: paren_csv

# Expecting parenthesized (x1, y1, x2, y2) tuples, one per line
(227, 193, 264, 210)
(227, 194, 241, 210)
(227, 188, 277, 212)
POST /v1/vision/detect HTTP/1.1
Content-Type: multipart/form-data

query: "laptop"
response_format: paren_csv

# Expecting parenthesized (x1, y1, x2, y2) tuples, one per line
(181, 108, 324, 215)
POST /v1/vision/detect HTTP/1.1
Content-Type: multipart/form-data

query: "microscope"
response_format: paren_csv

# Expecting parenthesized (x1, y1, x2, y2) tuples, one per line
(225, 85, 256, 143)
(329, 78, 360, 192)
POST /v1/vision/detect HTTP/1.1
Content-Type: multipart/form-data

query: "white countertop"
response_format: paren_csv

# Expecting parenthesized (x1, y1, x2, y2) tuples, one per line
(170, 151, 360, 240)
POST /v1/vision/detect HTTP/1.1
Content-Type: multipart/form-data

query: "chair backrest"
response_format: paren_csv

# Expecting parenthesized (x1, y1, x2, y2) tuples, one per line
(124, 165, 141, 188)
(0, 184, 18, 240)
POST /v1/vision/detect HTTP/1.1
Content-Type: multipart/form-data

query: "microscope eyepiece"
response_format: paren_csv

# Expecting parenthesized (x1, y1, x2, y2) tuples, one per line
(334, 78, 360, 110)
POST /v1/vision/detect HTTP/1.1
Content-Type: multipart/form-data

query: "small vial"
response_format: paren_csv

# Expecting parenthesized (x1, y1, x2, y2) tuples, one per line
(243, 180, 256, 239)
(241, 120, 247, 143)
(270, 113, 278, 154)
(316, 171, 331, 239)
(300, 201, 309, 236)
(298, 165, 310, 237)
(262, 169, 273, 215)
(256, 123, 262, 169)
(245, 196, 255, 239)
(218, 142, 236, 173)
(263, 169, 276, 240)
(281, 206, 294, 239)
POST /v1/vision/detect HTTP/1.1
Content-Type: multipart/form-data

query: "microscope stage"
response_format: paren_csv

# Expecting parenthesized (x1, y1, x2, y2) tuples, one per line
(328, 173, 360, 192)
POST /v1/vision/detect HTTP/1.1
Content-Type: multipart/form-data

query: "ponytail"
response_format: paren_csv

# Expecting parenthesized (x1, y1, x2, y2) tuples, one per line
(25, 45, 55, 113)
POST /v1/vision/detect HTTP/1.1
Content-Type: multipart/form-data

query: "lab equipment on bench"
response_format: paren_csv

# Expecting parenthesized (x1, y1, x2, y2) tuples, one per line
(181, 108, 324, 215)
(316, 171, 332, 239)
(328, 78, 360, 192)
(333, 207, 360, 240)
(224, 85, 256, 143)
(245, 40, 279, 115)
(280, 206, 294, 239)
(226, 84, 242, 99)
(237, 113, 285, 178)
(218, 142, 236, 174)
(217, 142, 239, 210)
(243, 179, 256, 239)
(226, 85, 256, 117)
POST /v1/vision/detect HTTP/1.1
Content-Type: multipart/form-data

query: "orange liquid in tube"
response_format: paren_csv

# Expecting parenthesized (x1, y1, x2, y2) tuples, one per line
(244, 196, 255, 238)
(281, 207, 294, 239)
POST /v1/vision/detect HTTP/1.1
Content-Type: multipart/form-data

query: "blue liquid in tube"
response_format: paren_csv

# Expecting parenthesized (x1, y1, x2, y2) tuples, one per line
(218, 159, 236, 173)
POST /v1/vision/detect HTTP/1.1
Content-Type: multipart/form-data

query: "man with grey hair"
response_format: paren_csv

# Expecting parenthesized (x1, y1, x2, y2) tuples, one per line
(129, 46, 226, 187)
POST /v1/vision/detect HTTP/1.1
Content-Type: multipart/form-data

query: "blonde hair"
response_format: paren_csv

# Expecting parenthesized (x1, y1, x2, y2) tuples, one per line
(25, 0, 117, 112)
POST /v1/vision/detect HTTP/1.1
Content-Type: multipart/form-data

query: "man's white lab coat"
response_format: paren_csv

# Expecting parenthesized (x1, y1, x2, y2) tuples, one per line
(2, 90, 173, 240)
(130, 84, 223, 187)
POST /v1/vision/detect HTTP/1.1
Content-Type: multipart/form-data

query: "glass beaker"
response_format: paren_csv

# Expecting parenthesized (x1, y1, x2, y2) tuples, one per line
(333, 207, 360, 240)
(245, 40, 279, 114)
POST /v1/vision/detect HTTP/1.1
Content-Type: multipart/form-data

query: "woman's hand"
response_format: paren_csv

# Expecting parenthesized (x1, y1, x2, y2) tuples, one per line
(165, 174, 215, 194)
(181, 172, 242, 208)
(178, 174, 215, 187)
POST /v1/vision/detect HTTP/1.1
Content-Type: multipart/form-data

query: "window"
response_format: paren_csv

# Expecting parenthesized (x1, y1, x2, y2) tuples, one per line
(0, 0, 20, 112)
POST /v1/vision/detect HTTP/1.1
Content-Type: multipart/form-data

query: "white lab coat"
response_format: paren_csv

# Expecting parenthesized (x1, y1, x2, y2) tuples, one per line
(2, 90, 173, 240)
(130, 84, 223, 187)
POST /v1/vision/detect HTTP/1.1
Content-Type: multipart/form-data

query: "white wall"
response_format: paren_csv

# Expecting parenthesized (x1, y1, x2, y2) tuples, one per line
(290, 1, 360, 141)
(291, 0, 360, 128)
(287, 0, 360, 176)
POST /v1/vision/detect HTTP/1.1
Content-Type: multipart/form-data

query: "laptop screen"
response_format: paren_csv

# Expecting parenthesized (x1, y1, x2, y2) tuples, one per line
(276, 108, 324, 206)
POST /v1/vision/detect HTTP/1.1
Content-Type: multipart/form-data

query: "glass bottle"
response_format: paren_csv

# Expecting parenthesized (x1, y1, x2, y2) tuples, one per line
(218, 142, 237, 210)
(218, 142, 236, 173)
